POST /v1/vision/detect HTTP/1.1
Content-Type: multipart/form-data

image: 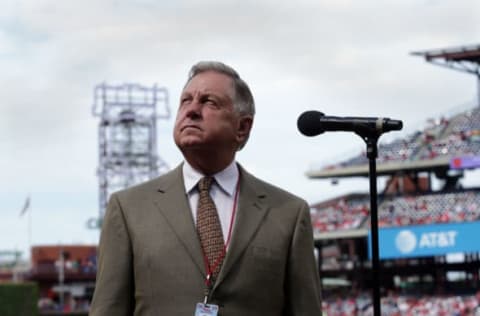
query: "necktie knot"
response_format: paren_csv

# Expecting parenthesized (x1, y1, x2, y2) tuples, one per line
(198, 176, 214, 193)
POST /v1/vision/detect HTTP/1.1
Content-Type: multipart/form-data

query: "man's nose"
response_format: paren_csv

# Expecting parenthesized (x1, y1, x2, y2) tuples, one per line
(185, 100, 202, 119)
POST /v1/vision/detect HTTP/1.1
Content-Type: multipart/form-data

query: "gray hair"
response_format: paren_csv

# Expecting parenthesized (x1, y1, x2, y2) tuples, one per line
(186, 61, 255, 117)
(186, 61, 255, 150)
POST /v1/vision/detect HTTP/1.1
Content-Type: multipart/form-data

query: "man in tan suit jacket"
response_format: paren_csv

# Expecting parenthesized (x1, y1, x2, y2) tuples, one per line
(90, 61, 322, 316)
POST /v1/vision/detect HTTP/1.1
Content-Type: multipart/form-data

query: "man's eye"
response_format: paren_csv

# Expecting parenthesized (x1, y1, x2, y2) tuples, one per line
(204, 98, 219, 107)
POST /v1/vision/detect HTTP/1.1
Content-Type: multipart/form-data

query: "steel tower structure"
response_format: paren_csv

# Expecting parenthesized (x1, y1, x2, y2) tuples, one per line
(92, 83, 170, 222)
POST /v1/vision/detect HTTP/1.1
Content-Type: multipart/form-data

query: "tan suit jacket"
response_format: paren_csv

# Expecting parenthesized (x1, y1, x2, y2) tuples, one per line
(90, 164, 322, 316)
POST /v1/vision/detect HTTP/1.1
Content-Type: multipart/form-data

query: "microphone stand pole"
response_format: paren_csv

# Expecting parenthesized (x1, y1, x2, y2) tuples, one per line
(356, 132, 381, 316)
(297, 110, 403, 315)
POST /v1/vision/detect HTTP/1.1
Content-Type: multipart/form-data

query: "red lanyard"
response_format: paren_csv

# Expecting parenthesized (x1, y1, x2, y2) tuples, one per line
(203, 177, 240, 289)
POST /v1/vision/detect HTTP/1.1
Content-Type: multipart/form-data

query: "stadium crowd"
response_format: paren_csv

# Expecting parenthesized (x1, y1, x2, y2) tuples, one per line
(418, 129, 480, 161)
(311, 190, 480, 233)
(322, 107, 480, 169)
(311, 191, 480, 232)
(311, 195, 370, 232)
(378, 191, 480, 227)
(315, 107, 480, 316)
(323, 291, 480, 315)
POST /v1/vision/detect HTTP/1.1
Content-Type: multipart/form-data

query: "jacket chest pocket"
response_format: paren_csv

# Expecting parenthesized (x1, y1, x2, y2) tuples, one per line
(246, 245, 285, 278)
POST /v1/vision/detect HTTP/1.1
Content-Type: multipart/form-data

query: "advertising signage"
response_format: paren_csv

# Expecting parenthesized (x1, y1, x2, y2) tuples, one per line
(450, 156, 480, 170)
(369, 221, 480, 260)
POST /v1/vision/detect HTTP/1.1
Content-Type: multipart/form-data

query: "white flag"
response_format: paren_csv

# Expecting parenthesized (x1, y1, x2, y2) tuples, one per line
(19, 196, 30, 217)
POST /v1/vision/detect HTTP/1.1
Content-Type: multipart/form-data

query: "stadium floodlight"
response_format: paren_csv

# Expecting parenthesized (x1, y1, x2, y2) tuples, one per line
(90, 83, 170, 227)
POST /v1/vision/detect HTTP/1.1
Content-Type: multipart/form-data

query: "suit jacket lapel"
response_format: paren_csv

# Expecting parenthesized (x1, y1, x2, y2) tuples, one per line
(214, 166, 269, 289)
(153, 164, 205, 275)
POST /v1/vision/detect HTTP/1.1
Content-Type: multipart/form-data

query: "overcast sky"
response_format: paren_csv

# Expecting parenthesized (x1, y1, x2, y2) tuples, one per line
(1, 0, 479, 260)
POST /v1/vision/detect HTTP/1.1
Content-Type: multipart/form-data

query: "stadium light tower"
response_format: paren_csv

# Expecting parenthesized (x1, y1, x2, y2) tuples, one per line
(91, 83, 170, 226)
(411, 44, 480, 107)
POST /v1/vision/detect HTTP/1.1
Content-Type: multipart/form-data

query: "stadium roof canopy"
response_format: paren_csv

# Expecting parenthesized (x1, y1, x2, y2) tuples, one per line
(307, 45, 480, 180)
(306, 156, 451, 179)
(412, 44, 480, 106)
(411, 44, 480, 75)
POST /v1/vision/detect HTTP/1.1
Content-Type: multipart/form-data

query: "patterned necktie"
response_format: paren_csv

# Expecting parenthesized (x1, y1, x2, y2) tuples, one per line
(196, 176, 225, 278)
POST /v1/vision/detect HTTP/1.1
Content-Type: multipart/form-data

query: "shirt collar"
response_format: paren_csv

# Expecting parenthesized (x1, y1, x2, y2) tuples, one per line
(183, 160, 239, 196)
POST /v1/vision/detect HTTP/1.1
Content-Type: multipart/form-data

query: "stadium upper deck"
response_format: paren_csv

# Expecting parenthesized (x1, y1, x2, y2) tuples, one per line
(306, 107, 480, 179)
(311, 189, 480, 236)
(312, 43, 480, 315)
(308, 106, 480, 240)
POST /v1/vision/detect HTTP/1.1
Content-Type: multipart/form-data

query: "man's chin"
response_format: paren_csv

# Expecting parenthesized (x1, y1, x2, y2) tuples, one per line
(177, 139, 205, 150)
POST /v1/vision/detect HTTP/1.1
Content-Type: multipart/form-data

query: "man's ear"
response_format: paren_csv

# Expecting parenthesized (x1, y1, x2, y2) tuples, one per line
(236, 115, 253, 143)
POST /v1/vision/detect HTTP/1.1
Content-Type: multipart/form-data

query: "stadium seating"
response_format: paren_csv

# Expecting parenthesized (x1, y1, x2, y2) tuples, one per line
(313, 107, 480, 315)
(322, 107, 480, 169)
(311, 190, 480, 231)
(377, 191, 480, 227)
(311, 195, 370, 232)
(322, 292, 480, 315)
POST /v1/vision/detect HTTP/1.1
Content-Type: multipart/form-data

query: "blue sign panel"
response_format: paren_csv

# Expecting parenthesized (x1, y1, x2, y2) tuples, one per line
(450, 155, 480, 170)
(369, 221, 480, 259)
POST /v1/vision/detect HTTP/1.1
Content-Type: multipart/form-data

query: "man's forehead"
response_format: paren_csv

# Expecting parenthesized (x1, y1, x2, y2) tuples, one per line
(182, 71, 234, 95)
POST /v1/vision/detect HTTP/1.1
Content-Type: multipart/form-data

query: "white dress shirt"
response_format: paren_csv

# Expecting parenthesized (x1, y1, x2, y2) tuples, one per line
(182, 160, 239, 242)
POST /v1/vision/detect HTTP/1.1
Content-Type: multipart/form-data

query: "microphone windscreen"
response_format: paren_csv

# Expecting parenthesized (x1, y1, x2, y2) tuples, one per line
(297, 111, 324, 136)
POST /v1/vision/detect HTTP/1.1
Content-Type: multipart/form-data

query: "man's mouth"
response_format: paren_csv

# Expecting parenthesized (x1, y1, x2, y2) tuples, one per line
(181, 125, 201, 132)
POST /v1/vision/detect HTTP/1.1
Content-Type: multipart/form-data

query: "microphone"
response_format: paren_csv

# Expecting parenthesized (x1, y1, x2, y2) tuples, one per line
(297, 110, 403, 137)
